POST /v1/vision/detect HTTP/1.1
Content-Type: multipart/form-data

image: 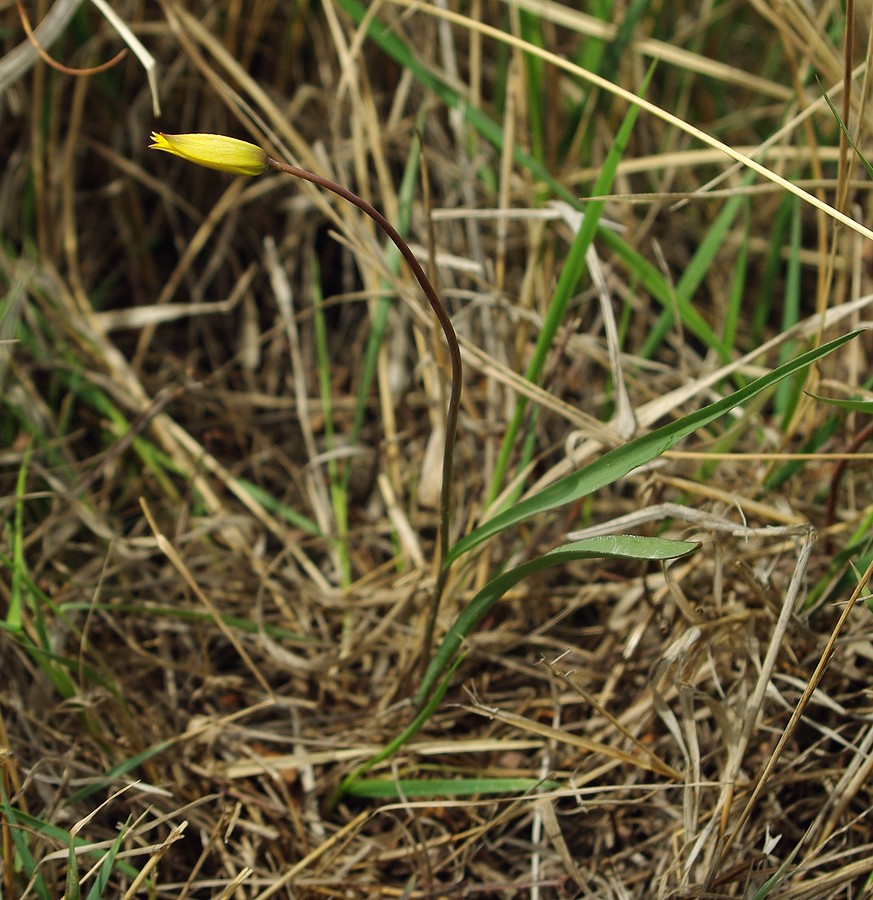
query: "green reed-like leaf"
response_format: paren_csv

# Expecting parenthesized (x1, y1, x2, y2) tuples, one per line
(418, 535, 698, 705)
(448, 330, 862, 567)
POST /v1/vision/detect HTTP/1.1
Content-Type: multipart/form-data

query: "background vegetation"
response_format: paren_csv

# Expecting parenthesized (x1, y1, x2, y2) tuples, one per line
(1, 0, 872, 896)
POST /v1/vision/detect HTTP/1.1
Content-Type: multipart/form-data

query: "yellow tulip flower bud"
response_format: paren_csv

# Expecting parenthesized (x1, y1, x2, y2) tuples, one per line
(148, 132, 268, 176)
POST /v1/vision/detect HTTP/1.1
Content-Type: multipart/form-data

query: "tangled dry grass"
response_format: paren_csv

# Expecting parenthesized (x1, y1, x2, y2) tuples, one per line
(1, 1, 873, 897)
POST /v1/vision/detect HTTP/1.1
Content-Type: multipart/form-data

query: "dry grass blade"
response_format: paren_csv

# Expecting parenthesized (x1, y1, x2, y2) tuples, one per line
(87, 0, 159, 114)
(140, 498, 274, 698)
(463, 700, 682, 781)
(501, 0, 795, 100)
(717, 555, 873, 870)
(251, 810, 370, 900)
(118, 822, 187, 900)
(387, 0, 873, 240)
(4, 0, 873, 895)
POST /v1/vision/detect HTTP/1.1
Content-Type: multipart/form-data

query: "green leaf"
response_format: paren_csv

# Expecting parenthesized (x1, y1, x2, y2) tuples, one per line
(85, 822, 129, 900)
(1, 782, 51, 900)
(448, 329, 863, 566)
(418, 536, 698, 704)
(818, 76, 873, 181)
(65, 841, 82, 900)
(488, 62, 655, 504)
(0, 804, 139, 883)
(333, 656, 465, 805)
(235, 479, 320, 536)
(807, 392, 873, 414)
(640, 187, 746, 361)
(70, 739, 175, 804)
(345, 777, 560, 799)
(8, 443, 30, 632)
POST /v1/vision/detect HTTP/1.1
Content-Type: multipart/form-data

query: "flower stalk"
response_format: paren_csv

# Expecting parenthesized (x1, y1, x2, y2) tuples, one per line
(149, 133, 462, 668)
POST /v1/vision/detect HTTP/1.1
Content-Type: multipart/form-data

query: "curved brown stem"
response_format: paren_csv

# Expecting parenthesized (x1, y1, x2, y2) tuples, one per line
(265, 157, 461, 667)
(825, 418, 873, 527)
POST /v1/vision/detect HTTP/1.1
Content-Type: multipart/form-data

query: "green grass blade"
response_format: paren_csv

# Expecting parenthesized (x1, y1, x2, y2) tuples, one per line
(3, 533, 81, 699)
(560, 1, 609, 161)
(519, 9, 546, 163)
(818, 76, 873, 181)
(333, 654, 465, 804)
(448, 329, 862, 566)
(750, 840, 802, 899)
(0, 805, 139, 883)
(311, 256, 351, 587)
(7, 443, 30, 632)
(722, 199, 750, 356)
(752, 195, 793, 343)
(807, 393, 873, 414)
(599, 226, 721, 358)
(764, 412, 842, 491)
(0, 622, 114, 695)
(84, 822, 128, 900)
(487, 64, 654, 505)
(601, 0, 654, 83)
(2, 782, 51, 900)
(576, 0, 610, 73)
(345, 776, 560, 800)
(56, 601, 312, 644)
(640, 188, 746, 360)
(74, 381, 183, 500)
(419, 535, 697, 705)
(234, 478, 320, 536)
(65, 841, 82, 900)
(69, 739, 176, 804)
(775, 197, 802, 419)
(813, 509, 873, 612)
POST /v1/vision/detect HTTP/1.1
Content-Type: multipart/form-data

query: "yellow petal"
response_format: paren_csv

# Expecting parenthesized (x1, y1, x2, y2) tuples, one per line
(148, 132, 267, 176)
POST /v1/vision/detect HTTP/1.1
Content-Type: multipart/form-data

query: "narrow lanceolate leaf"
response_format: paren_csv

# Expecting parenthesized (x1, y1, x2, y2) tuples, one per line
(65, 842, 81, 900)
(807, 392, 873, 414)
(447, 330, 863, 566)
(345, 777, 561, 799)
(418, 536, 698, 704)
